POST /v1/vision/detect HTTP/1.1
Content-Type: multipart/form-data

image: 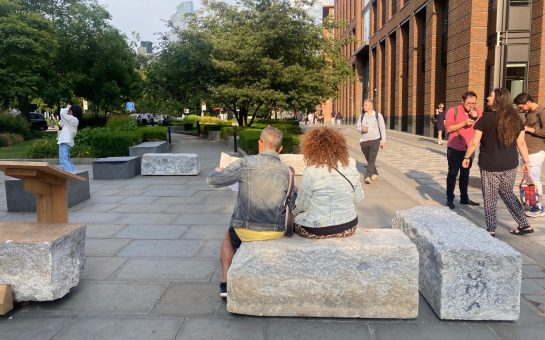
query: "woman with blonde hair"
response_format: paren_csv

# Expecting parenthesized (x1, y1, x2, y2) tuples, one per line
(293, 127, 364, 238)
(463, 88, 533, 236)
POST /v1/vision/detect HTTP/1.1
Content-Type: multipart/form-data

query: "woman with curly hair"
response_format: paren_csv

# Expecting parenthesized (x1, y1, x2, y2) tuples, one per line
(463, 88, 533, 236)
(293, 127, 364, 238)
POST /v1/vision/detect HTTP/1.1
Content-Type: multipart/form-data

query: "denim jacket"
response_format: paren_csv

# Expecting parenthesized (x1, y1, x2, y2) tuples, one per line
(293, 159, 364, 228)
(207, 151, 290, 232)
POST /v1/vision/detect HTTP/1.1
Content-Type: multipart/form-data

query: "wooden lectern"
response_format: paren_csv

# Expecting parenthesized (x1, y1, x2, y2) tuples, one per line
(0, 161, 84, 223)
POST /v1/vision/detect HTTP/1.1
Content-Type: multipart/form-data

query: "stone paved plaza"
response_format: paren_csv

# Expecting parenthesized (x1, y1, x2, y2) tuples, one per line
(0, 127, 544, 339)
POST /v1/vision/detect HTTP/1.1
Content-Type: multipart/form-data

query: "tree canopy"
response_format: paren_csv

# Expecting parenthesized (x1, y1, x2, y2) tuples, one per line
(148, 0, 352, 126)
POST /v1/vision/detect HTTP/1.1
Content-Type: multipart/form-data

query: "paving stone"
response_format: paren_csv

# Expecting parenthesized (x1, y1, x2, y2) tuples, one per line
(85, 224, 127, 238)
(155, 197, 205, 204)
(153, 283, 219, 316)
(120, 196, 158, 203)
(534, 279, 545, 289)
(522, 279, 545, 295)
(81, 257, 128, 280)
(370, 322, 498, 340)
(70, 212, 122, 223)
(524, 295, 545, 313)
(165, 204, 232, 214)
(111, 204, 170, 213)
(114, 224, 189, 239)
(0, 316, 71, 340)
(176, 317, 266, 340)
(53, 316, 182, 340)
(490, 325, 545, 340)
(267, 320, 372, 340)
(117, 240, 203, 257)
(70, 203, 119, 213)
(143, 189, 198, 197)
(195, 240, 222, 258)
(174, 214, 232, 225)
(114, 258, 216, 281)
(181, 225, 227, 239)
(35, 282, 165, 314)
(523, 264, 545, 279)
(116, 213, 179, 225)
(84, 239, 131, 256)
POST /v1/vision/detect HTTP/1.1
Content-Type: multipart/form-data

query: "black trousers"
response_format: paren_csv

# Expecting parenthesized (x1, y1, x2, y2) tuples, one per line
(360, 139, 381, 178)
(446, 147, 473, 201)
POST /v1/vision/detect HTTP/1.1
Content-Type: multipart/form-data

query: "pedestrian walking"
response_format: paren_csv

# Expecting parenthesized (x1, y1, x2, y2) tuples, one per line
(331, 111, 337, 125)
(463, 88, 533, 237)
(336, 111, 343, 125)
(357, 99, 386, 184)
(434, 103, 446, 145)
(514, 93, 545, 217)
(444, 91, 482, 209)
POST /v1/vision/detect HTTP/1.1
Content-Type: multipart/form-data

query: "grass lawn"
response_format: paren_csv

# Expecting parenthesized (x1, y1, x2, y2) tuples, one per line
(0, 132, 56, 159)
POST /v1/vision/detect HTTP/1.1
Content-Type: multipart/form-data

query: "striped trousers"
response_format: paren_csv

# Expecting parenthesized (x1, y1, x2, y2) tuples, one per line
(481, 168, 530, 232)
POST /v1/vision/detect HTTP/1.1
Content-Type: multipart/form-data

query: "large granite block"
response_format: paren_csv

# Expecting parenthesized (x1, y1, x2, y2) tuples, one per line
(0, 222, 86, 301)
(392, 206, 522, 320)
(129, 141, 169, 157)
(93, 156, 141, 180)
(227, 229, 419, 318)
(279, 154, 306, 176)
(5, 171, 90, 212)
(141, 153, 200, 176)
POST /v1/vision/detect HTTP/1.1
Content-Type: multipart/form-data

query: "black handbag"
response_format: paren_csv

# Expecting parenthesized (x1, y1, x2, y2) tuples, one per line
(284, 166, 295, 236)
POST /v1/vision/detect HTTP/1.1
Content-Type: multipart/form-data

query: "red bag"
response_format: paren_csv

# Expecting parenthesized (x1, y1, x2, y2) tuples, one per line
(520, 172, 537, 207)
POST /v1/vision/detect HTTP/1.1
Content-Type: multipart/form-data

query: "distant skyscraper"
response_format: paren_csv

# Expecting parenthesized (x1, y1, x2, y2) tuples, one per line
(137, 41, 153, 57)
(171, 1, 194, 31)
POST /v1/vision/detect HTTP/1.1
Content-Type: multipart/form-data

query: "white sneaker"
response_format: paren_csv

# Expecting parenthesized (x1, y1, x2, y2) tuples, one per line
(526, 206, 545, 218)
(365, 177, 371, 184)
(371, 175, 378, 181)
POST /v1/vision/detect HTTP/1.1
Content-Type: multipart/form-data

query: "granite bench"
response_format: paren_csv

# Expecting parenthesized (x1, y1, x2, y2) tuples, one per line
(93, 156, 141, 180)
(227, 229, 419, 318)
(141, 153, 200, 176)
(392, 206, 522, 320)
(0, 222, 86, 301)
(5, 171, 90, 212)
(129, 141, 169, 157)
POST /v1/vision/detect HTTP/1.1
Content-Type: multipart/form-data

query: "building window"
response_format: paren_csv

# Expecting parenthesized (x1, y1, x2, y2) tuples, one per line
(381, 0, 387, 26)
(372, 1, 378, 34)
(363, 9, 371, 44)
(505, 63, 527, 99)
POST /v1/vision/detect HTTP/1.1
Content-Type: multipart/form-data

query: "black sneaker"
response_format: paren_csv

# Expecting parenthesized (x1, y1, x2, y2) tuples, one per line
(219, 282, 227, 298)
(460, 199, 480, 206)
(446, 200, 455, 209)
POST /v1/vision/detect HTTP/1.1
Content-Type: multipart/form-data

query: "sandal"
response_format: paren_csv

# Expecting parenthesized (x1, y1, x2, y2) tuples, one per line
(509, 225, 534, 236)
(486, 229, 496, 237)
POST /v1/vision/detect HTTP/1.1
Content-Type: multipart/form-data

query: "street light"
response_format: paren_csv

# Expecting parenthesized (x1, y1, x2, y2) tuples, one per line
(232, 121, 239, 153)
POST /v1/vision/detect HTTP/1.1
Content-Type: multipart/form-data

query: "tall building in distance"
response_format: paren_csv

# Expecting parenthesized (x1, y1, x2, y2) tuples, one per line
(170, 1, 195, 36)
(137, 41, 153, 57)
(331, 0, 540, 137)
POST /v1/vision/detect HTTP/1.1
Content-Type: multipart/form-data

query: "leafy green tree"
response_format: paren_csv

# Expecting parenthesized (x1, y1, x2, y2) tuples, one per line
(0, 0, 59, 117)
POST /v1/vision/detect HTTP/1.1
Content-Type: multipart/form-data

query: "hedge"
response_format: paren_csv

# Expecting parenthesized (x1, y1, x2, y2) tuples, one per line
(106, 115, 138, 130)
(0, 133, 24, 147)
(0, 113, 31, 139)
(238, 129, 294, 155)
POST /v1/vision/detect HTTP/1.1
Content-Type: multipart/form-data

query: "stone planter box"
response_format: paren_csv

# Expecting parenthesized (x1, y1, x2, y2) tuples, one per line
(5, 171, 90, 212)
(141, 153, 200, 176)
(93, 156, 141, 180)
(208, 131, 221, 142)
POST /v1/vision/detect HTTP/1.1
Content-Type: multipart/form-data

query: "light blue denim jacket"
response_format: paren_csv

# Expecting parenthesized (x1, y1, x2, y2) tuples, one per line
(293, 159, 364, 228)
(207, 151, 290, 232)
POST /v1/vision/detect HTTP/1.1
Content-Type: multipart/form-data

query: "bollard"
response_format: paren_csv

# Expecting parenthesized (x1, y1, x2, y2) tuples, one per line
(167, 125, 172, 144)
(233, 126, 238, 153)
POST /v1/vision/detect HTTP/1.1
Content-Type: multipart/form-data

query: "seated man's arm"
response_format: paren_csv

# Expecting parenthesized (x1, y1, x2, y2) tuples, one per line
(207, 158, 243, 188)
(293, 171, 311, 215)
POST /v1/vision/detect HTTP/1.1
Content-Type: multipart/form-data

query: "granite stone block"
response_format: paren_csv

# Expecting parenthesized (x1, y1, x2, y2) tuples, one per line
(129, 141, 169, 157)
(392, 206, 522, 320)
(5, 171, 90, 212)
(141, 153, 200, 176)
(0, 222, 86, 302)
(227, 229, 419, 318)
(93, 157, 141, 180)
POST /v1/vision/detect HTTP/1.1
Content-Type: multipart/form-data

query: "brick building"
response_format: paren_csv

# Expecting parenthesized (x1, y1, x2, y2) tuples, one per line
(332, 0, 538, 136)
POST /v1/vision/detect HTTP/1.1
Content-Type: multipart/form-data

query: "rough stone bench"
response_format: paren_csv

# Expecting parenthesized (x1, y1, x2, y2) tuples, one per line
(129, 141, 169, 158)
(0, 222, 86, 301)
(227, 229, 419, 318)
(141, 153, 200, 176)
(5, 171, 90, 212)
(93, 156, 141, 180)
(392, 206, 522, 320)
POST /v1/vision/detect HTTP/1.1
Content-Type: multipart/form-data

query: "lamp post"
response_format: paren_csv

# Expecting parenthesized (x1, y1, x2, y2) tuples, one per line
(232, 121, 238, 153)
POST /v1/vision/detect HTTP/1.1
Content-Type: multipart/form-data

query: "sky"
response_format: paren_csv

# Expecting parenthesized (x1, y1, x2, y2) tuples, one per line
(96, 0, 332, 45)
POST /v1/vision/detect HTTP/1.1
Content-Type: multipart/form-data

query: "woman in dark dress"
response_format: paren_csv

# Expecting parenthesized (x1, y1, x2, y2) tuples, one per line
(435, 103, 446, 144)
(462, 88, 533, 237)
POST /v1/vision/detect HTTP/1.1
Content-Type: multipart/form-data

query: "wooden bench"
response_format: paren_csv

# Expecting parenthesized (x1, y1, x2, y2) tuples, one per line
(141, 153, 200, 175)
(93, 156, 141, 180)
(227, 229, 419, 318)
(129, 141, 169, 158)
(393, 206, 522, 320)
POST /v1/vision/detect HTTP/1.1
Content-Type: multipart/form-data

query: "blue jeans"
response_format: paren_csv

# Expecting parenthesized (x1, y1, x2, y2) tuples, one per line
(59, 143, 75, 172)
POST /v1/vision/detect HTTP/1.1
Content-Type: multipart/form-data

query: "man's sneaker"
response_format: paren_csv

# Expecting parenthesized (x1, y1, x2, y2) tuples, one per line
(460, 198, 480, 206)
(365, 177, 371, 184)
(219, 282, 227, 298)
(525, 206, 545, 218)
(371, 174, 379, 181)
(446, 200, 455, 210)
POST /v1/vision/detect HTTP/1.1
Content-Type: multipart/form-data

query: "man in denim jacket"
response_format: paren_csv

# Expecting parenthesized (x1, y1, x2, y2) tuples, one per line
(207, 126, 291, 298)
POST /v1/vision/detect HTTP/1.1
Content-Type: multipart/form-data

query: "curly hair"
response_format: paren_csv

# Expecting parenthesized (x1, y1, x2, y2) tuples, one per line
(301, 127, 349, 170)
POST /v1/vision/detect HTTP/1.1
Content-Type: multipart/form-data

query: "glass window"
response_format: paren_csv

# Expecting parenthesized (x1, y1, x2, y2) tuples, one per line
(363, 9, 370, 44)
(505, 63, 527, 99)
